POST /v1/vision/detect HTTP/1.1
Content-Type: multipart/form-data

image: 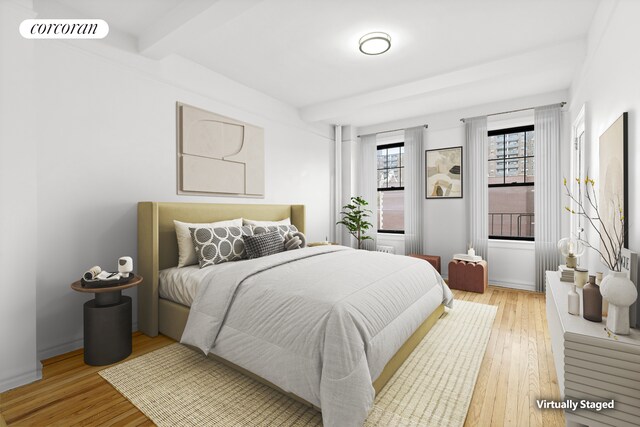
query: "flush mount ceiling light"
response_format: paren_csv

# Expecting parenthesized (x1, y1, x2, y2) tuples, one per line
(359, 32, 391, 55)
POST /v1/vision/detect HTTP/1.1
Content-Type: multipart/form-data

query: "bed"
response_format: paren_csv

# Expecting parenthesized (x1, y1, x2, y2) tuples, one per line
(138, 202, 452, 426)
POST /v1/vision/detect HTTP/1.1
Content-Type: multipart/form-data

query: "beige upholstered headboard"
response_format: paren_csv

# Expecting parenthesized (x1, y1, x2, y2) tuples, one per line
(137, 202, 305, 336)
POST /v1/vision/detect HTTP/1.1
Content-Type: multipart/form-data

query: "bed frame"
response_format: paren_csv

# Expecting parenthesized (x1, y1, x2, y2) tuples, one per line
(137, 201, 444, 408)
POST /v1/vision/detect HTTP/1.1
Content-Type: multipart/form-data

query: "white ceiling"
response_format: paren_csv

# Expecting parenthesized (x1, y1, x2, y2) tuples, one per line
(41, 0, 601, 127)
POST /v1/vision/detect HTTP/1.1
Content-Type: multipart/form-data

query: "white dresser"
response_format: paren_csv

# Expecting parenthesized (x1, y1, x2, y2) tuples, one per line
(546, 271, 640, 426)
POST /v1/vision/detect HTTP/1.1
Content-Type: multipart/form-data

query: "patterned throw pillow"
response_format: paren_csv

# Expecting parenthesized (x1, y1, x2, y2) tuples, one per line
(284, 231, 306, 250)
(252, 224, 298, 239)
(242, 231, 285, 259)
(189, 226, 253, 268)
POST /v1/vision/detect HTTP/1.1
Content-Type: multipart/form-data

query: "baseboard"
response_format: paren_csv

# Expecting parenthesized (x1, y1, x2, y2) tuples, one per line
(37, 322, 138, 361)
(491, 280, 536, 292)
(38, 337, 84, 362)
(0, 366, 42, 393)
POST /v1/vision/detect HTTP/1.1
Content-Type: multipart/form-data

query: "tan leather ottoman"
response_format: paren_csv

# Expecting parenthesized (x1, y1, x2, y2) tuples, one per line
(447, 260, 488, 293)
(408, 254, 441, 274)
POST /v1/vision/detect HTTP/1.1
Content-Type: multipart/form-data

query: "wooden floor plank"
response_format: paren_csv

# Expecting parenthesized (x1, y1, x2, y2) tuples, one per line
(1, 287, 563, 427)
(528, 294, 542, 427)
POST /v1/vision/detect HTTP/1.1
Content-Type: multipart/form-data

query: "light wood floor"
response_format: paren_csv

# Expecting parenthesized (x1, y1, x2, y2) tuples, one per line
(1, 286, 563, 426)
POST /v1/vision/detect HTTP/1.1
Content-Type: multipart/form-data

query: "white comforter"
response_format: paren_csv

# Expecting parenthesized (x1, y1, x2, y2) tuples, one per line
(181, 246, 453, 427)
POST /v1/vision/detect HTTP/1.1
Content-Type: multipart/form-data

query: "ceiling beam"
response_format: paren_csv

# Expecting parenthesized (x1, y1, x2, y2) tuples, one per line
(299, 39, 585, 123)
(138, 0, 264, 59)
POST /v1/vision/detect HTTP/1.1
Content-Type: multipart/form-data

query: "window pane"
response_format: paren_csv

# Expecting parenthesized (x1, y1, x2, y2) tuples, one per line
(489, 135, 503, 160)
(526, 157, 535, 183)
(504, 159, 525, 184)
(400, 146, 405, 167)
(388, 147, 401, 168)
(378, 170, 387, 188)
(504, 132, 524, 158)
(525, 131, 535, 155)
(378, 190, 404, 231)
(488, 160, 504, 184)
(377, 149, 387, 169)
(489, 186, 534, 238)
(387, 168, 401, 187)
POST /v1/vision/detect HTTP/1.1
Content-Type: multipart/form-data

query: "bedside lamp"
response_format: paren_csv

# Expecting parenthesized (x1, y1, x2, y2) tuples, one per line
(557, 238, 584, 269)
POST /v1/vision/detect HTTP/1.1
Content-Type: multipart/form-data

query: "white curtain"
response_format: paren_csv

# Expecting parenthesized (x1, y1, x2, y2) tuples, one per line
(358, 134, 378, 250)
(534, 105, 562, 292)
(465, 117, 489, 259)
(404, 126, 424, 255)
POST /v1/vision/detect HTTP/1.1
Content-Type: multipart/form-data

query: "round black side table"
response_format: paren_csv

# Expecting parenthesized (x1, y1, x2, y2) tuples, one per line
(71, 275, 143, 366)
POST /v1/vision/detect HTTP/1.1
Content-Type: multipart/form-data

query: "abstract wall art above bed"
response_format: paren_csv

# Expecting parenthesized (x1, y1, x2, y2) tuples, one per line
(177, 102, 265, 197)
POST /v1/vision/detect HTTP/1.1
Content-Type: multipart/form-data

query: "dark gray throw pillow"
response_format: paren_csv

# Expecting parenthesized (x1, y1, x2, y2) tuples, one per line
(243, 231, 285, 259)
(189, 225, 253, 268)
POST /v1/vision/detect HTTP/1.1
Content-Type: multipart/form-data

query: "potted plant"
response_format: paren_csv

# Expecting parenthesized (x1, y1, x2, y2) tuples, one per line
(337, 196, 373, 250)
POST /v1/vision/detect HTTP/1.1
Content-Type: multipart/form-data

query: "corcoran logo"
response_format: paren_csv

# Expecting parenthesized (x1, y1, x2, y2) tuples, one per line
(19, 19, 109, 39)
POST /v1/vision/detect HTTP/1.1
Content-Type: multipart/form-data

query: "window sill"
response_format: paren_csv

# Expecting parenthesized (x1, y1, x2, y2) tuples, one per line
(488, 239, 534, 251)
(377, 233, 405, 241)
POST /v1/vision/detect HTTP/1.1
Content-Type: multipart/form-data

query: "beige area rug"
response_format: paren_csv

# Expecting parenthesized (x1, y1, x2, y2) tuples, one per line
(100, 300, 496, 427)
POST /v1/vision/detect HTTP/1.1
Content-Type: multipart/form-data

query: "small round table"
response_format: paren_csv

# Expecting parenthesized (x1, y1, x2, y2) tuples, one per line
(71, 275, 143, 366)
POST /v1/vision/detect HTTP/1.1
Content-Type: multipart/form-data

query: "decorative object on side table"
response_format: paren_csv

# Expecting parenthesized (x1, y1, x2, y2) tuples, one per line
(563, 175, 637, 334)
(118, 256, 133, 277)
(583, 275, 602, 322)
(596, 271, 608, 316)
(574, 267, 588, 289)
(568, 283, 580, 316)
(71, 272, 143, 366)
(559, 264, 575, 283)
(600, 271, 637, 335)
(557, 237, 584, 269)
(467, 243, 475, 257)
(336, 196, 373, 249)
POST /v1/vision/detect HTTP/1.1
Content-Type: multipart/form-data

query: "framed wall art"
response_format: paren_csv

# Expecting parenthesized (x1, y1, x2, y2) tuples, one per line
(425, 146, 463, 199)
(599, 112, 628, 248)
(176, 102, 265, 197)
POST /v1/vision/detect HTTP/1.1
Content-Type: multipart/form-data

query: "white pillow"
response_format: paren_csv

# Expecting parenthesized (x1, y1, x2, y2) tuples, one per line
(243, 217, 291, 227)
(174, 219, 242, 267)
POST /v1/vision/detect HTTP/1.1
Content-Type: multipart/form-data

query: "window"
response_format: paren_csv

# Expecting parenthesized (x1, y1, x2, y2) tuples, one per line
(377, 143, 404, 233)
(488, 125, 534, 240)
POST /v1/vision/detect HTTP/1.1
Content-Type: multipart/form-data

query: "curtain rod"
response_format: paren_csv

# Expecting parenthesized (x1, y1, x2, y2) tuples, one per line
(357, 124, 428, 138)
(459, 102, 566, 123)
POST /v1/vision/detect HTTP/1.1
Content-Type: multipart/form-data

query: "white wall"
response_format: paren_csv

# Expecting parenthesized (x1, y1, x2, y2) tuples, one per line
(488, 240, 535, 290)
(568, 0, 640, 273)
(0, 8, 334, 386)
(359, 90, 568, 283)
(0, 0, 41, 392)
(18, 21, 334, 364)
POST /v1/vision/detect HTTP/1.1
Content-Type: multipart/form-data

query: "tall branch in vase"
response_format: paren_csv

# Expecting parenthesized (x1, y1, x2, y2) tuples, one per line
(337, 196, 373, 249)
(563, 176, 625, 271)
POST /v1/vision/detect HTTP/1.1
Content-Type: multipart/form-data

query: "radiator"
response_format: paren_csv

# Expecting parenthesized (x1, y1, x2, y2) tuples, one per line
(376, 245, 395, 254)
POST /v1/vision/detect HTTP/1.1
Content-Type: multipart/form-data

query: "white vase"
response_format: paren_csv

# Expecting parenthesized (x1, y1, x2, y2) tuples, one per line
(599, 271, 638, 335)
(568, 284, 580, 315)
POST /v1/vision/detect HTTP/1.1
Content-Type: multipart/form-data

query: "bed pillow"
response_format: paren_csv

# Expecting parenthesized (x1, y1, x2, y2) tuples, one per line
(189, 225, 253, 268)
(174, 219, 242, 267)
(242, 231, 285, 259)
(243, 217, 291, 227)
(252, 224, 298, 239)
(284, 231, 306, 250)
